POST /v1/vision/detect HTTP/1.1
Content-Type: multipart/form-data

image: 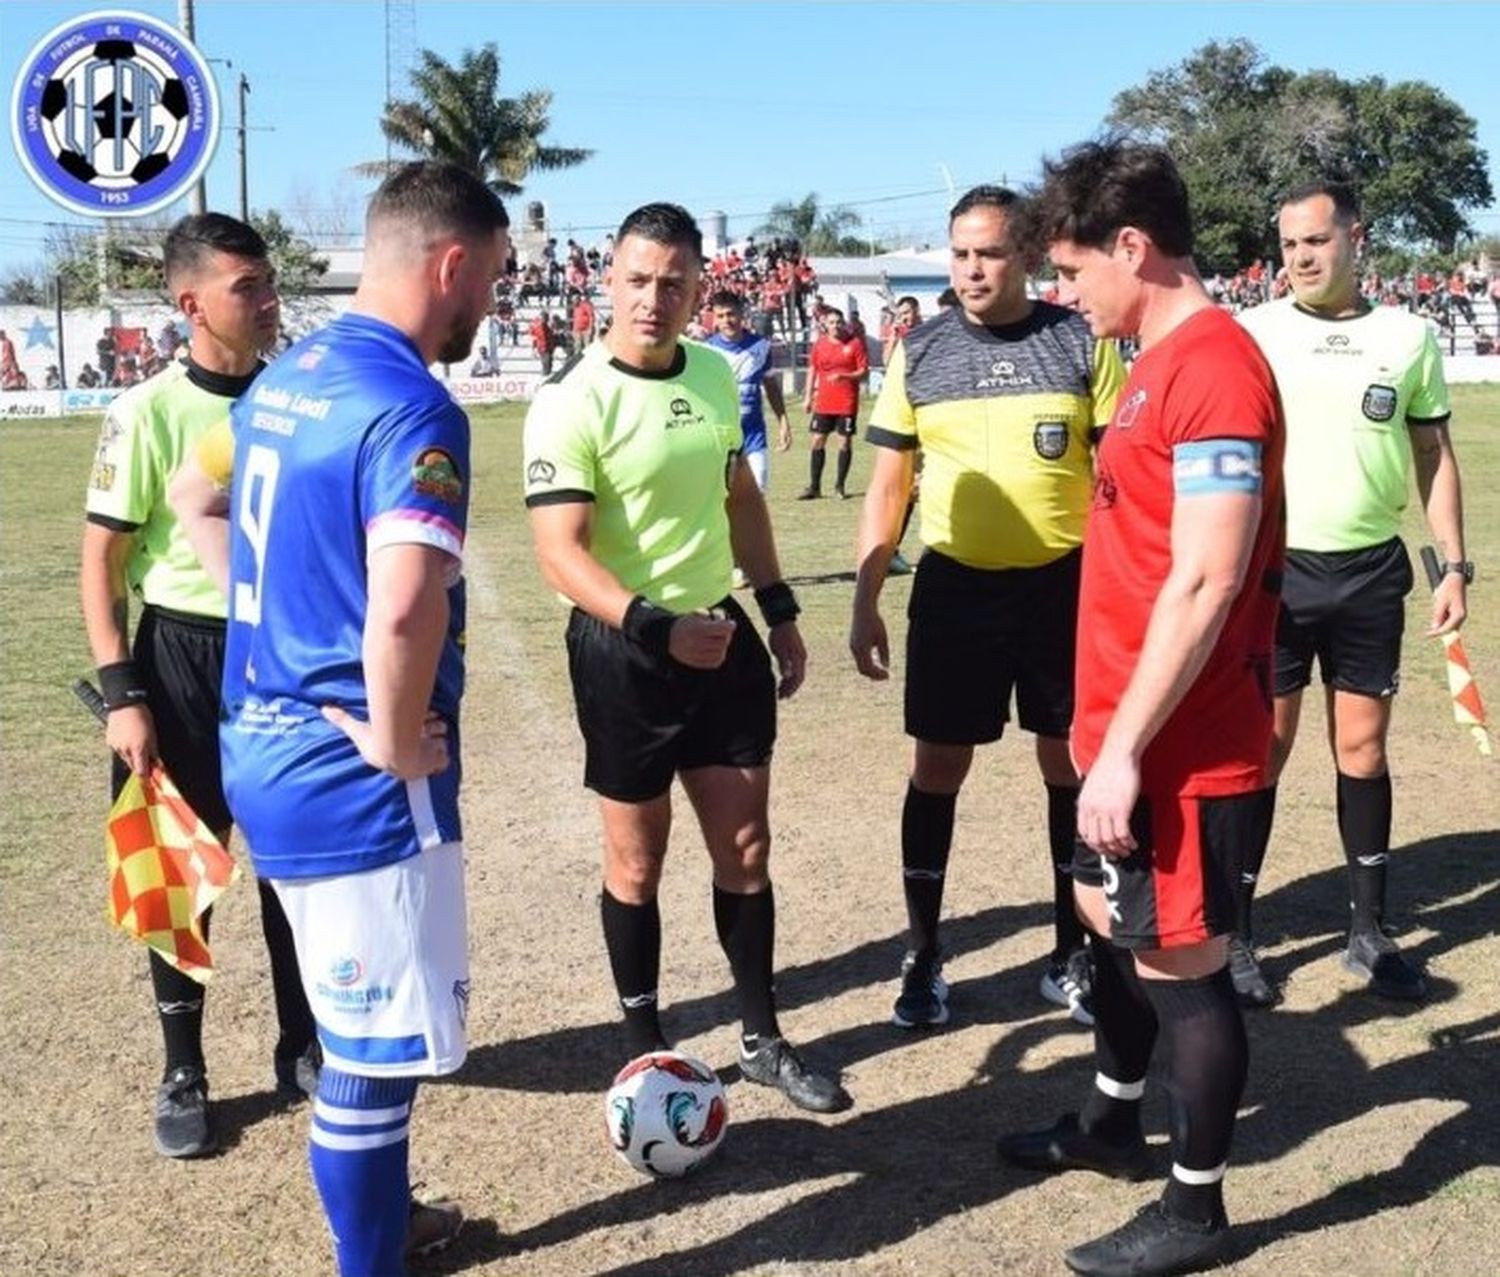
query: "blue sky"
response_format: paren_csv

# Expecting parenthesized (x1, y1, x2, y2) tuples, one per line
(3, 1, 1499, 273)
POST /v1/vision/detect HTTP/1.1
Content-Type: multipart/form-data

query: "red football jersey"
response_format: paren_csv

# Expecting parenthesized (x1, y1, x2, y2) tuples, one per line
(809, 334, 868, 416)
(1072, 307, 1285, 797)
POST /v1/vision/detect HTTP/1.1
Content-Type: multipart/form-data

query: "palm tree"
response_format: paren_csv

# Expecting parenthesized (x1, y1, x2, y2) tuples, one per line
(356, 44, 590, 194)
(758, 193, 866, 255)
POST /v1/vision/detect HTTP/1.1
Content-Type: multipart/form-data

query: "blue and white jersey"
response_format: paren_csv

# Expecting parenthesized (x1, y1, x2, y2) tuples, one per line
(221, 313, 470, 880)
(704, 330, 772, 453)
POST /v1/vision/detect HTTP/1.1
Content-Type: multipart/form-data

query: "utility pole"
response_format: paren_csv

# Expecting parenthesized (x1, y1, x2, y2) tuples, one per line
(178, 0, 206, 213)
(237, 73, 250, 221)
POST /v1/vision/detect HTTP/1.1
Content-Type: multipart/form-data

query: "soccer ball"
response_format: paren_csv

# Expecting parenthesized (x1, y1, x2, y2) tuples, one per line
(604, 1050, 728, 1177)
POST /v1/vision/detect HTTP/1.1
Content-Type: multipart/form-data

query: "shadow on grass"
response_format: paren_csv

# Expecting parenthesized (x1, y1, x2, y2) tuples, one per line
(454, 899, 1054, 1096)
(450, 828, 1498, 1272)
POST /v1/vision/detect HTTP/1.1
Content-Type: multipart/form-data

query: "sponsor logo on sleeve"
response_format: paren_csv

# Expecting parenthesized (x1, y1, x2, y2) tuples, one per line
(411, 446, 463, 503)
(525, 457, 557, 486)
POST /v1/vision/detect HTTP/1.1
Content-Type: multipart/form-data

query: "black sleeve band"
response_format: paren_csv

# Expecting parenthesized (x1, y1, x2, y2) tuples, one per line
(85, 511, 143, 533)
(753, 581, 801, 628)
(98, 660, 149, 711)
(621, 596, 675, 658)
(865, 425, 918, 451)
(524, 488, 595, 509)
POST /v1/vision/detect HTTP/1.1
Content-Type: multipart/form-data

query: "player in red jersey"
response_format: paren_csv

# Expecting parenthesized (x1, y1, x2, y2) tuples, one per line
(799, 307, 869, 499)
(997, 141, 1284, 1277)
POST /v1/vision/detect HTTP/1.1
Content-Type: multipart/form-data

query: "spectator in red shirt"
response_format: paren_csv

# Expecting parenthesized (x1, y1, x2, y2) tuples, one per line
(571, 295, 596, 348)
(531, 311, 555, 375)
(881, 295, 921, 366)
(799, 307, 868, 499)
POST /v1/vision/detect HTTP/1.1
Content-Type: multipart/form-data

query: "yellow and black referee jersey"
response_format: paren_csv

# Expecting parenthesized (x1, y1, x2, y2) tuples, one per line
(868, 302, 1124, 570)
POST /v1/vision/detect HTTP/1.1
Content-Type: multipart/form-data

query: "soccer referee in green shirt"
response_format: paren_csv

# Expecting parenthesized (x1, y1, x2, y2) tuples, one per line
(79, 215, 317, 1157)
(1237, 181, 1471, 1005)
(523, 203, 849, 1114)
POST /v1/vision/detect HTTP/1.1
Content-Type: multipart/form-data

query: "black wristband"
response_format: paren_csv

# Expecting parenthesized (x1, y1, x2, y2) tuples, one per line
(621, 596, 675, 658)
(753, 581, 801, 628)
(98, 660, 149, 711)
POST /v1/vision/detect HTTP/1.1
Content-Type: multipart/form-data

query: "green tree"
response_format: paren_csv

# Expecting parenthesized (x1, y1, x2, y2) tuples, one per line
(250, 210, 328, 296)
(1107, 40, 1492, 267)
(757, 192, 885, 255)
(358, 43, 590, 194)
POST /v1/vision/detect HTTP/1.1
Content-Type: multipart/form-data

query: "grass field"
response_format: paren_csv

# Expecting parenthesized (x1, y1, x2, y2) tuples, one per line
(1, 388, 1497, 1276)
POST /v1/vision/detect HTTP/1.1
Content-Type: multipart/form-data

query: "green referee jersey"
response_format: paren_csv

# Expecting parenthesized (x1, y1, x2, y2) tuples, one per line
(522, 340, 743, 612)
(84, 358, 258, 618)
(1239, 298, 1450, 552)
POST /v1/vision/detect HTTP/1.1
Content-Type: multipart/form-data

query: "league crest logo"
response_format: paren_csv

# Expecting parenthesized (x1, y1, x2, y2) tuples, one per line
(11, 10, 219, 218)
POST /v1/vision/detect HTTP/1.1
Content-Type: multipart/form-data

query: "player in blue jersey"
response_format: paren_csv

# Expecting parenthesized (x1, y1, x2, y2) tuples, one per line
(218, 163, 509, 1277)
(704, 289, 792, 491)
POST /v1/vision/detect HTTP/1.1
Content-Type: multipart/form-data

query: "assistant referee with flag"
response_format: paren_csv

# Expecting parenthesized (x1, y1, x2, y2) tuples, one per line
(79, 213, 315, 1158)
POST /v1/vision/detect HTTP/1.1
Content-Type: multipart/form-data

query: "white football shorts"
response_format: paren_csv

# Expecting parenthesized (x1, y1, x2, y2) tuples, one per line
(273, 841, 469, 1078)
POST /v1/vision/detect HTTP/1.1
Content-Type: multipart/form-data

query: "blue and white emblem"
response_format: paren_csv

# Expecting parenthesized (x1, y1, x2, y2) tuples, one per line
(10, 10, 219, 217)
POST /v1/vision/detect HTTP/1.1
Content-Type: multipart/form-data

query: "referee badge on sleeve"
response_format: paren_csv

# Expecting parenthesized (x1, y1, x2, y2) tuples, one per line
(1034, 420, 1069, 460)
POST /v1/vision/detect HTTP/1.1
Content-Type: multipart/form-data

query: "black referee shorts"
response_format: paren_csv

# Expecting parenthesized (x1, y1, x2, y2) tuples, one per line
(1274, 537, 1413, 698)
(904, 548, 1079, 745)
(110, 605, 232, 834)
(565, 594, 777, 802)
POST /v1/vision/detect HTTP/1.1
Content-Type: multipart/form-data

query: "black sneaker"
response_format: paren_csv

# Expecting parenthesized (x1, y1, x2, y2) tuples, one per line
(1343, 928, 1426, 1001)
(406, 1194, 463, 1259)
(154, 1064, 216, 1158)
(739, 1036, 852, 1113)
(1064, 1201, 1229, 1277)
(997, 1112, 1149, 1181)
(892, 947, 949, 1029)
(1040, 946, 1096, 1026)
(796, 486, 821, 500)
(275, 1041, 322, 1101)
(835, 487, 851, 500)
(1227, 935, 1280, 1008)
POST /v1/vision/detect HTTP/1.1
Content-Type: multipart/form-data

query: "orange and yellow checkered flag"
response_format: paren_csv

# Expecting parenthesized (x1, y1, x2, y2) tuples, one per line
(1419, 548, 1492, 759)
(106, 767, 241, 982)
(1435, 630, 1492, 758)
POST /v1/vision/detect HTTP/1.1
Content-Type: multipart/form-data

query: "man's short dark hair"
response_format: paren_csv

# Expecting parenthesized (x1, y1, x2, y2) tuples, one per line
(949, 184, 1020, 224)
(617, 203, 702, 258)
(1030, 140, 1193, 258)
(709, 289, 744, 312)
(367, 161, 510, 245)
(896, 294, 919, 310)
(163, 213, 267, 287)
(1280, 179, 1361, 225)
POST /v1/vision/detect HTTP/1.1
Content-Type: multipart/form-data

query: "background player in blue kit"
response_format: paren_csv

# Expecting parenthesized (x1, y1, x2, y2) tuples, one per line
(705, 289, 792, 492)
(219, 162, 509, 1277)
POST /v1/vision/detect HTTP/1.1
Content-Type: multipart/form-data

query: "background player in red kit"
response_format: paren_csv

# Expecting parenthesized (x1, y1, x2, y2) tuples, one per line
(800, 306, 869, 499)
(998, 141, 1285, 1277)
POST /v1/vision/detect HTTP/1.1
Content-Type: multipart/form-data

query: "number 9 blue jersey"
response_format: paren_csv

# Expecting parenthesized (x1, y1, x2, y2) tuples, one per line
(221, 313, 470, 879)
